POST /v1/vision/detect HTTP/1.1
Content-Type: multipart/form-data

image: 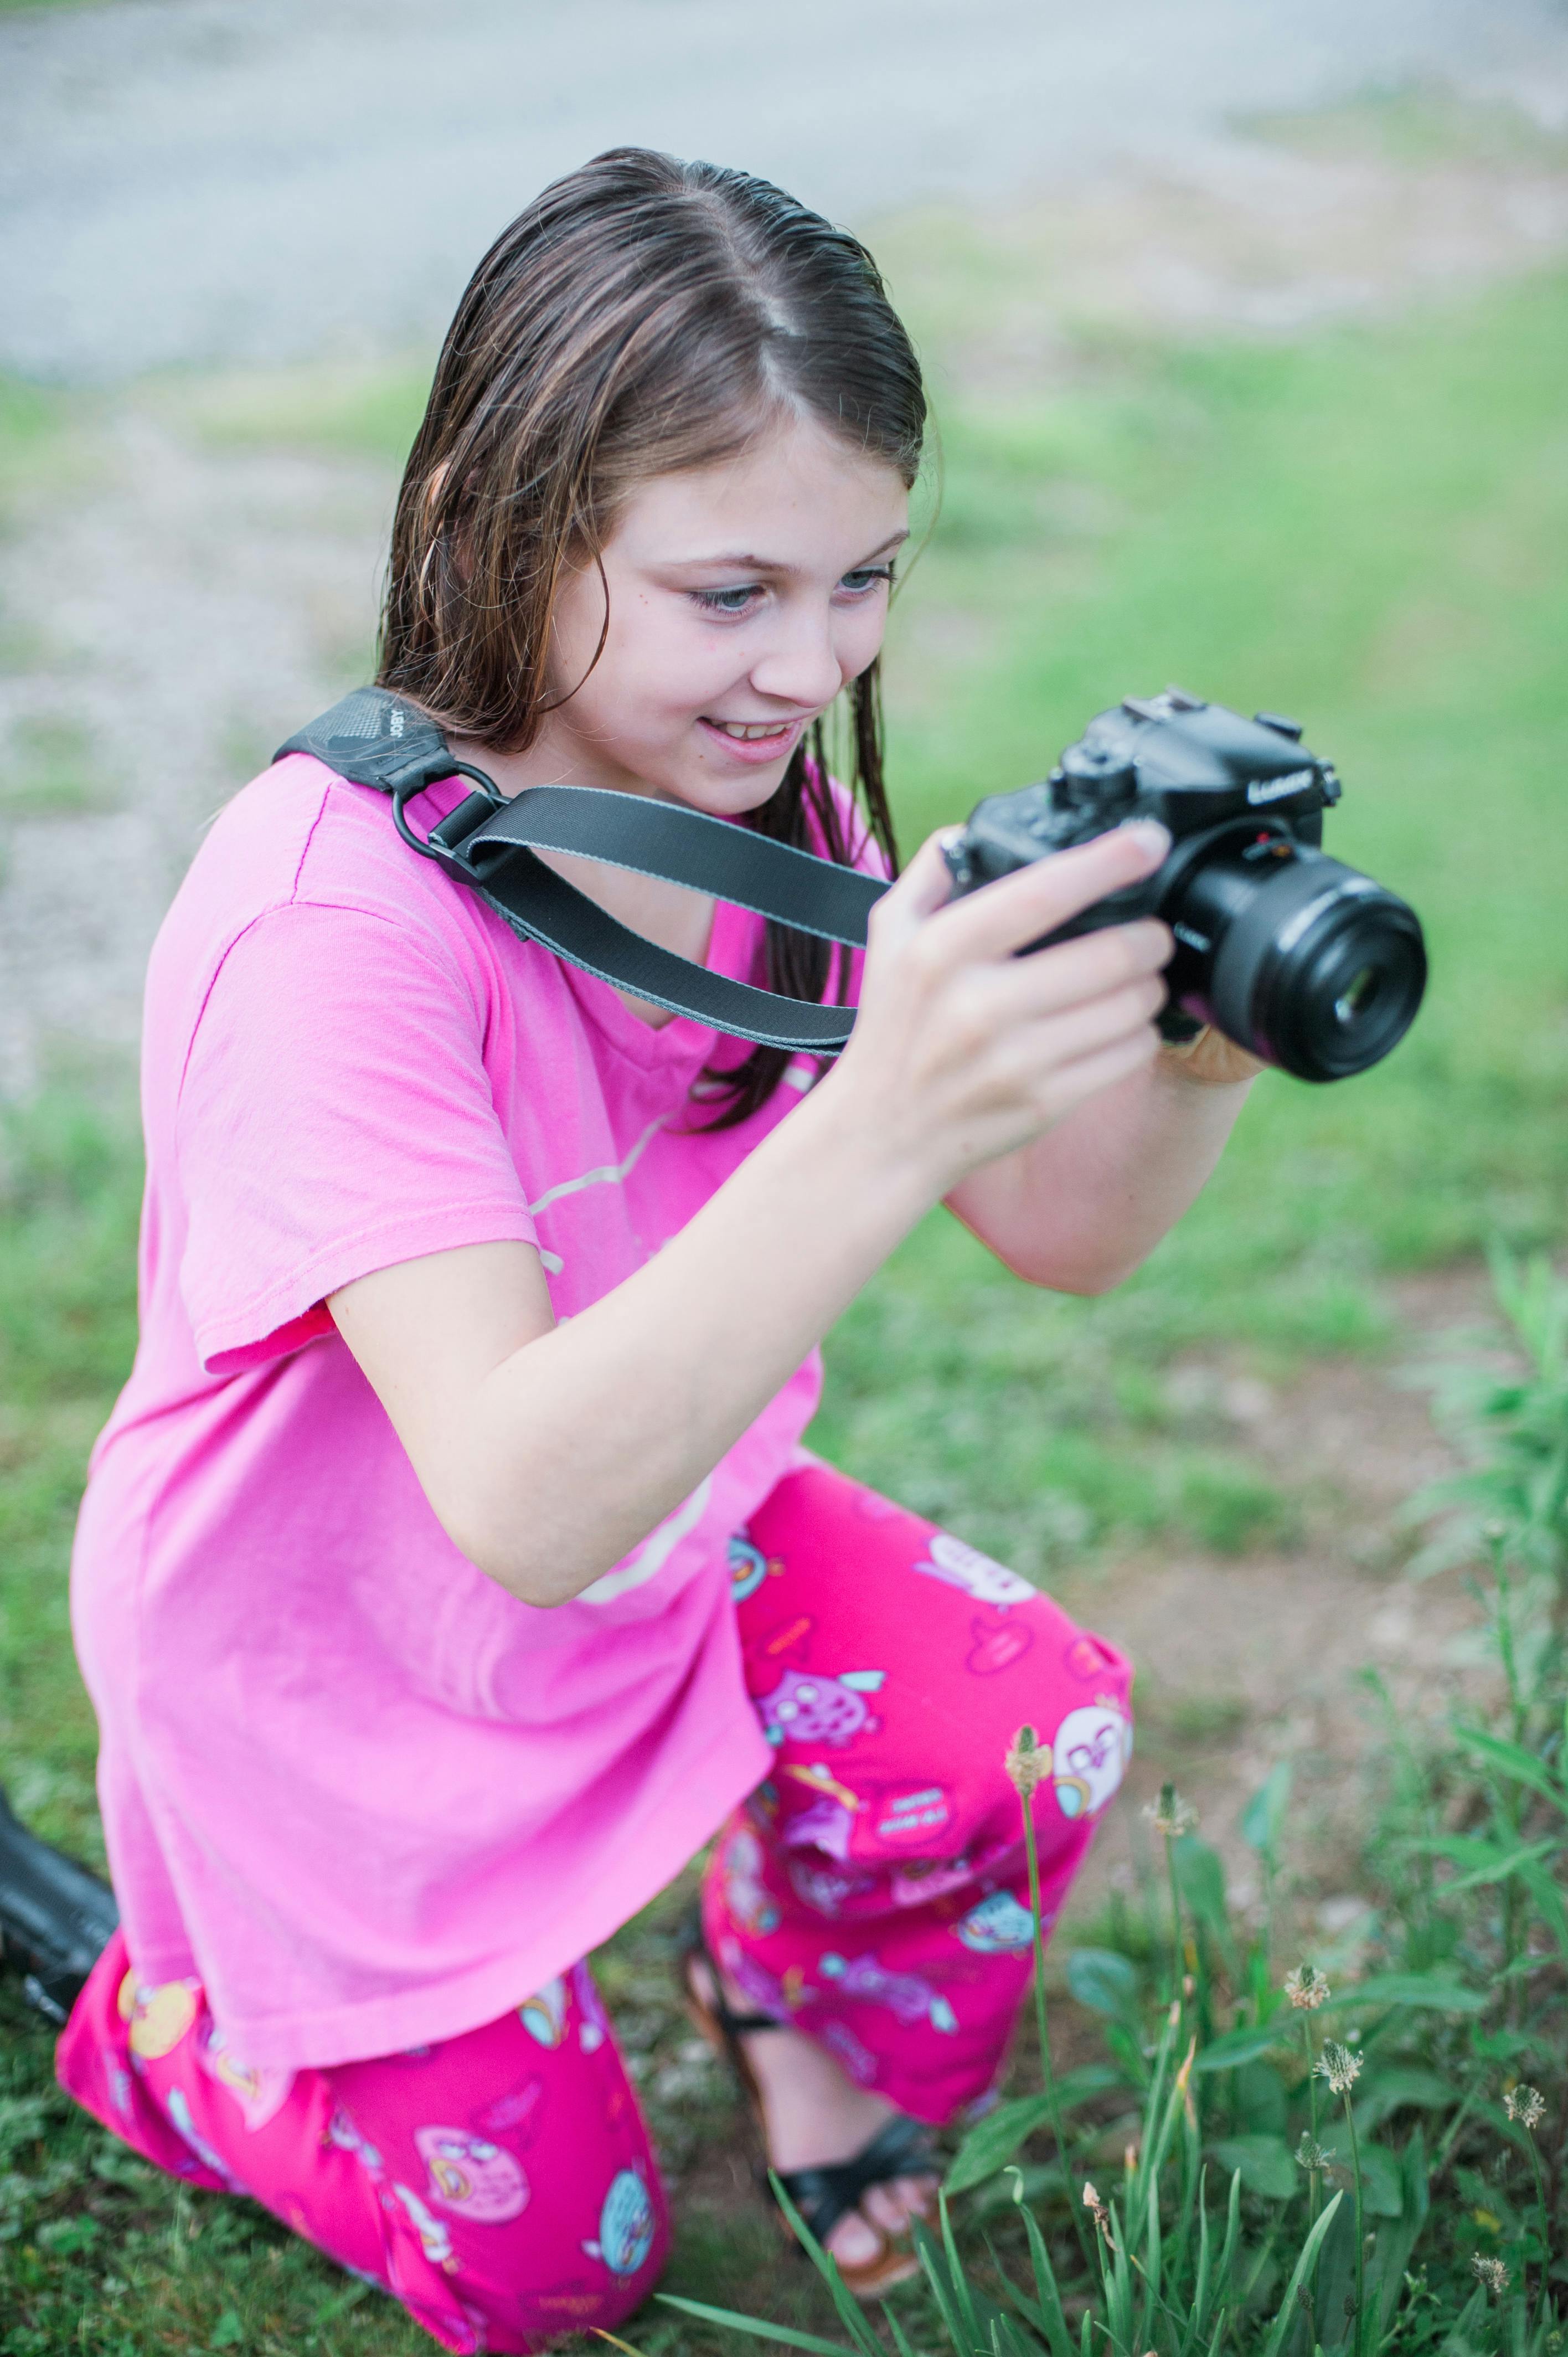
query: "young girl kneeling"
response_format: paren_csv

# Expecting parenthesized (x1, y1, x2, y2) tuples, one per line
(57, 148, 1258, 2346)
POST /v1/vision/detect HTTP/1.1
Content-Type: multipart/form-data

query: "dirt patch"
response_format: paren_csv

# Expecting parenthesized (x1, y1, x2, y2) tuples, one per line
(1051, 1264, 1499, 1936)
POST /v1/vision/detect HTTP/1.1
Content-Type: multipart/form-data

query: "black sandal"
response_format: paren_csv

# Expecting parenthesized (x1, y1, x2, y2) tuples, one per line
(677, 1913, 937, 2297)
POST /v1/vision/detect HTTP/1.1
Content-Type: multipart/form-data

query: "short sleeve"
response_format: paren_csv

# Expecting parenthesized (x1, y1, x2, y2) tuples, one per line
(176, 900, 538, 1375)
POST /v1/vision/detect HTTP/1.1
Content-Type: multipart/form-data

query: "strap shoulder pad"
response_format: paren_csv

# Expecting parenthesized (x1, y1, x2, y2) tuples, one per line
(274, 686, 456, 798)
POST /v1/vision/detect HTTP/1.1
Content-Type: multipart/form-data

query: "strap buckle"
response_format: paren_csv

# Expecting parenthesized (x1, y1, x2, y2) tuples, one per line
(391, 763, 508, 871)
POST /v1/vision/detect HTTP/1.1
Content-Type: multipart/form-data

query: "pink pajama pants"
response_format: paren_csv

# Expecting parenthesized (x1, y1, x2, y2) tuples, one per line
(59, 1460, 1132, 2352)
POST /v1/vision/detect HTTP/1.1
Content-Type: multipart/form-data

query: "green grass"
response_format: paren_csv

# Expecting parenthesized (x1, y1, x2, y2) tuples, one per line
(815, 264, 1568, 1552)
(2, 233, 1567, 2348)
(674, 1255, 1568, 2357)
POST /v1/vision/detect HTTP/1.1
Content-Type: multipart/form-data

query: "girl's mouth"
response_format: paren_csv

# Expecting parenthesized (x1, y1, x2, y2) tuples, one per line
(697, 716, 807, 765)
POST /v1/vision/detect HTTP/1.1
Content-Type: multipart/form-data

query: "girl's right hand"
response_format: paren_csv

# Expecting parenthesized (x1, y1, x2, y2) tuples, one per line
(827, 819, 1175, 1201)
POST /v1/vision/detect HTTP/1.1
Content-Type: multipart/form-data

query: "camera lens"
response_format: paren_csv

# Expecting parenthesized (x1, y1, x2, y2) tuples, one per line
(1169, 835, 1426, 1082)
(1335, 966, 1378, 1025)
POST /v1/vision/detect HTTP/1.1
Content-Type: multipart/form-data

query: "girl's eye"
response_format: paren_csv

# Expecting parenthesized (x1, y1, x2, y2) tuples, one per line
(838, 565, 895, 598)
(691, 585, 762, 615)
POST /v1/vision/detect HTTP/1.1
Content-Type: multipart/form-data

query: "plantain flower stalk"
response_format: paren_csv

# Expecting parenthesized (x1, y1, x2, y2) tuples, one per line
(1284, 1962, 1330, 2010)
(1008, 1727, 1090, 2269)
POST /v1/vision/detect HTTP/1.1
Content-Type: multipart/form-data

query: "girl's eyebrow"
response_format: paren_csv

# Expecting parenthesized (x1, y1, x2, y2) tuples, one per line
(663, 529, 911, 575)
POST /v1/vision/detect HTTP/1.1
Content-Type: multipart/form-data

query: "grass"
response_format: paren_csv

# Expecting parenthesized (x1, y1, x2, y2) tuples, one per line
(1, 202, 1566, 2348)
(651, 1252, 1568, 2357)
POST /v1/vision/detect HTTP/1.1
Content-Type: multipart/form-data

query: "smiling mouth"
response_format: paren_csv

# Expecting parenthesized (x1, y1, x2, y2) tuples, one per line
(703, 717, 804, 742)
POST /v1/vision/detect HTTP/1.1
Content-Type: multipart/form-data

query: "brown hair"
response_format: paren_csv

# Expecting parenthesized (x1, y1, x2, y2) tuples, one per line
(376, 146, 924, 1123)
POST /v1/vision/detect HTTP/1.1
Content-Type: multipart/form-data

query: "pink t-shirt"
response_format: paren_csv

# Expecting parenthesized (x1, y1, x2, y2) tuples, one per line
(71, 754, 875, 2072)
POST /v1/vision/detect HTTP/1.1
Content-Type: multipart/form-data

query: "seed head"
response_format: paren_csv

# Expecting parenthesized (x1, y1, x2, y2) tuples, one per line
(1144, 1782, 1197, 1840)
(1472, 2255, 1510, 2296)
(1005, 1725, 1050, 1799)
(1504, 2084, 1546, 2132)
(1314, 2041, 1363, 2095)
(1285, 1962, 1330, 2011)
(1081, 2180, 1117, 2248)
(1296, 2134, 1334, 2174)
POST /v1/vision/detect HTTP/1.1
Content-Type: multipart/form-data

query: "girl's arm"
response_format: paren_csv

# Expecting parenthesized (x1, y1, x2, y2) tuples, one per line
(329, 824, 1173, 1608)
(943, 1026, 1263, 1295)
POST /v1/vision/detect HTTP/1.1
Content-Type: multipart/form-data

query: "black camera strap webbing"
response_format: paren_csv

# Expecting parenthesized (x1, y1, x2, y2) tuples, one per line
(274, 687, 886, 1053)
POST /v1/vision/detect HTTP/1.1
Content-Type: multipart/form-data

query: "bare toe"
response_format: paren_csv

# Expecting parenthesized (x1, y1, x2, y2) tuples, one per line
(826, 2206, 884, 2268)
(862, 2173, 937, 2236)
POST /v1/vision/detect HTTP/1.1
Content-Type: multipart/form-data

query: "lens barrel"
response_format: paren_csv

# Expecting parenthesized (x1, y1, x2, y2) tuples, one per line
(1169, 837, 1426, 1081)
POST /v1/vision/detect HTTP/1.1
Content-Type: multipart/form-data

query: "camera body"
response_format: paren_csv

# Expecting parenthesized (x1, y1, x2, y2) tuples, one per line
(943, 689, 1426, 1082)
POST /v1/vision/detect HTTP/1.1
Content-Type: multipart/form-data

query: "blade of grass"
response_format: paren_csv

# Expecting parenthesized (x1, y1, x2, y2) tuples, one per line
(913, 2215, 978, 2350)
(1259, 2190, 1345, 2357)
(653, 2301, 860, 2355)
(941, 2186, 981, 2344)
(767, 2174, 889, 2355)
(1019, 2200, 1076, 2357)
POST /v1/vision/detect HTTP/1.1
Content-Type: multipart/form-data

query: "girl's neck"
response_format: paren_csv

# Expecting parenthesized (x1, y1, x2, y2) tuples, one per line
(448, 729, 715, 1028)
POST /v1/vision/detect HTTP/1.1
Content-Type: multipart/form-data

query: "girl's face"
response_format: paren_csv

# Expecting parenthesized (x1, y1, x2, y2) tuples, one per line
(538, 413, 909, 814)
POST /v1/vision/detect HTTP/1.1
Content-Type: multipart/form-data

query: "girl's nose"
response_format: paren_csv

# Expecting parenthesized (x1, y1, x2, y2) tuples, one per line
(746, 610, 845, 713)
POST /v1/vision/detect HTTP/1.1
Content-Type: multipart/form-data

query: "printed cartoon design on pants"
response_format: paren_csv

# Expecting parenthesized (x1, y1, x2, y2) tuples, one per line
(473, 2075, 544, 2143)
(778, 1761, 865, 1858)
(720, 1825, 780, 1936)
(570, 1962, 610, 2054)
(818, 2016, 880, 2086)
(166, 2086, 243, 2188)
(868, 1782, 952, 1845)
(911, 1530, 1037, 1609)
(817, 1951, 958, 2034)
(889, 1850, 975, 1907)
(415, 2124, 529, 2222)
(964, 1614, 1035, 1675)
(391, 2178, 457, 2268)
(726, 1532, 778, 1604)
(1047, 1697, 1133, 1819)
(953, 1890, 1038, 1953)
(715, 1933, 796, 2022)
(753, 1665, 884, 1747)
(582, 2165, 657, 2277)
(785, 1855, 876, 1916)
(518, 1977, 569, 2047)
(324, 2106, 382, 2174)
(119, 1971, 200, 2061)
(196, 2023, 294, 2130)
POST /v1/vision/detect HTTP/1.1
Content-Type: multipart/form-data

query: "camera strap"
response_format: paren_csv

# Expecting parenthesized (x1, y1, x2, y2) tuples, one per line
(274, 687, 888, 1052)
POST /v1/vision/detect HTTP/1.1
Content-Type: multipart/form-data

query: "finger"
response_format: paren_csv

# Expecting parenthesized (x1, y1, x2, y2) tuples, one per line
(999, 975, 1165, 1073)
(1036, 1022, 1163, 1116)
(932, 819, 1172, 964)
(868, 828, 959, 939)
(984, 917, 1173, 1022)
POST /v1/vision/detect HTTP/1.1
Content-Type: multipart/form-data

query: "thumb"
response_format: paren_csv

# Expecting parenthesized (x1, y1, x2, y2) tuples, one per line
(870, 829, 960, 941)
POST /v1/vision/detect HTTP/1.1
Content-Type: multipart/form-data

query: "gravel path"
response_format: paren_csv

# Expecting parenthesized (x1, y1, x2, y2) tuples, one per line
(4, 0, 1568, 382)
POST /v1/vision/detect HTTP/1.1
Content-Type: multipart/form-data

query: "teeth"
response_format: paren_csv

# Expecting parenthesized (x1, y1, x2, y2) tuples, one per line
(713, 720, 790, 740)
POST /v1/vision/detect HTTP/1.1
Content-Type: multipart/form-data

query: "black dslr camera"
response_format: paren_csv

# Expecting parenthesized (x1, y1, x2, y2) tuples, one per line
(943, 689, 1426, 1082)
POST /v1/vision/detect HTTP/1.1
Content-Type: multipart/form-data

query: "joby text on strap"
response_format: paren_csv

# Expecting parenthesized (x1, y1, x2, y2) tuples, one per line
(274, 686, 889, 1052)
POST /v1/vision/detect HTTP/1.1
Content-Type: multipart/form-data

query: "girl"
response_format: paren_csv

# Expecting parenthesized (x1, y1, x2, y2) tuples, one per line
(53, 150, 1259, 2344)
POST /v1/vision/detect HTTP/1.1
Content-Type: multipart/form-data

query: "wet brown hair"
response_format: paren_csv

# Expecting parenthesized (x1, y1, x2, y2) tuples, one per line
(376, 146, 925, 1122)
